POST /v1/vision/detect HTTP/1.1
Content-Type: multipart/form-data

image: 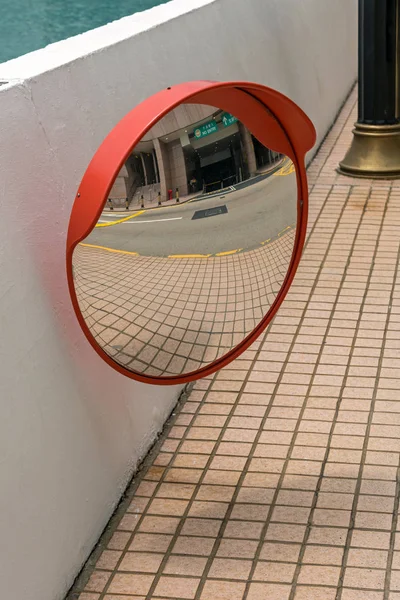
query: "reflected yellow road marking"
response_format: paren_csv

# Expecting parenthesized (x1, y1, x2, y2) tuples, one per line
(79, 243, 139, 256)
(95, 210, 146, 228)
(168, 254, 212, 259)
(279, 226, 292, 236)
(146, 199, 194, 212)
(80, 227, 293, 260)
(275, 159, 295, 177)
(215, 249, 243, 257)
(102, 195, 196, 219)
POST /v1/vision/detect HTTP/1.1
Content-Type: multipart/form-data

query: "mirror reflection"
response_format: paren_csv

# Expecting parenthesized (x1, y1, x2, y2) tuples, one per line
(73, 103, 297, 377)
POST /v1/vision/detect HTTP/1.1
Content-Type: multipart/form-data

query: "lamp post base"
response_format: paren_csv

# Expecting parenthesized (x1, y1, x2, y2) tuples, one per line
(338, 123, 400, 179)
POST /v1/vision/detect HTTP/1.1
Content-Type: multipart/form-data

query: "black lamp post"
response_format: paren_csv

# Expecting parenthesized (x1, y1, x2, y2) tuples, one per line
(339, 0, 400, 178)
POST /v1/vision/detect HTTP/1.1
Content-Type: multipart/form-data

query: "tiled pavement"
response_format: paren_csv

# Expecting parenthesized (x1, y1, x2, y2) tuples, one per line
(67, 86, 400, 600)
(74, 228, 295, 377)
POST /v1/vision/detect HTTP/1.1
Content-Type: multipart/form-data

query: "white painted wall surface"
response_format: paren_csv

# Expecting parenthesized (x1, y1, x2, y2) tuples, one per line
(0, 1, 357, 599)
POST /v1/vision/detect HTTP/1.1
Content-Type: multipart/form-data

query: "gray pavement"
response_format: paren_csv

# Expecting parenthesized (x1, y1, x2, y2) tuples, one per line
(85, 172, 297, 257)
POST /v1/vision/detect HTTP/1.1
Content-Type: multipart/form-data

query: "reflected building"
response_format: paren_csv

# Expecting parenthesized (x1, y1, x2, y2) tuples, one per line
(108, 104, 282, 207)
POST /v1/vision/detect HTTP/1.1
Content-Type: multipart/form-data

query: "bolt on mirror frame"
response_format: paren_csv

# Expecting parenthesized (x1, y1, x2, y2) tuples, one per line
(67, 80, 316, 386)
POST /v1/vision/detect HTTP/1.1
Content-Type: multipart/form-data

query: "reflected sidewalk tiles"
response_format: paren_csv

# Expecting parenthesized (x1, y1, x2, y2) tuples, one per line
(68, 86, 400, 600)
(74, 231, 294, 377)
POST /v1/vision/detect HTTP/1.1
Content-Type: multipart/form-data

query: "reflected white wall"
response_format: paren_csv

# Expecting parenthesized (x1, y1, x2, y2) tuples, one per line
(0, 0, 357, 599)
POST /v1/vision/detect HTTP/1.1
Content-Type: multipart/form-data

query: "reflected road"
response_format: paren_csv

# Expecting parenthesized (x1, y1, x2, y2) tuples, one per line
(85, 173, 296, 257)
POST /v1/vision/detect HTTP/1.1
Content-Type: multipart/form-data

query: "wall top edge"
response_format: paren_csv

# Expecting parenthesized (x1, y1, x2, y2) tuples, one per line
(0, 0, 216, 82)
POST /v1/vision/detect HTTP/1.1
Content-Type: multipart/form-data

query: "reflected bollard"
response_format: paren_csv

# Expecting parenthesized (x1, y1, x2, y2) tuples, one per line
(108, 198, 113, 210)
(176, 188, 180, 203)
(141, 194, 144, 209)
(158, 191, 162, 206)
(125, 198, 129, 210)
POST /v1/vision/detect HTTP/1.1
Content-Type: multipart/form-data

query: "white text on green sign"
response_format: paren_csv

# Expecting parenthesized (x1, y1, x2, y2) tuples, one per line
(222, 113, 238, 127)
(194, 121, 218, 139)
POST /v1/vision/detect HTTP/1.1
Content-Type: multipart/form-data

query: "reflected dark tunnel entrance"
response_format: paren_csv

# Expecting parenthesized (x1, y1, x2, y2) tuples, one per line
(186, 132, 244, 193)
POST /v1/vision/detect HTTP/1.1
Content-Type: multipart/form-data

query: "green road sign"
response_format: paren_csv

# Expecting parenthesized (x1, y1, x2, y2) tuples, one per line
(222, 112, 238, 127)
(194, 120, 218, 139)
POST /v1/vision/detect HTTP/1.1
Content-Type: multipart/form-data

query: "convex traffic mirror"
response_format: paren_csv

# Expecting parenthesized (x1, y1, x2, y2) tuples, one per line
(67, 81, 316, 384)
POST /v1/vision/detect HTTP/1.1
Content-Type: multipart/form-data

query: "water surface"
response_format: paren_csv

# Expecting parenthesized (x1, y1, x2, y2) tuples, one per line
(0, 0, 169, 63)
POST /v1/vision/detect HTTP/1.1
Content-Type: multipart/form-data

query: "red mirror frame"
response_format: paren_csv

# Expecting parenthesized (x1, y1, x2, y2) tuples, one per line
(67, 81, 316, 385)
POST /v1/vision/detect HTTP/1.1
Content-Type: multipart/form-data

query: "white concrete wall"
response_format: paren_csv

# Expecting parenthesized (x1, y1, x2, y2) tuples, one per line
(0, 1, 357, 599)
